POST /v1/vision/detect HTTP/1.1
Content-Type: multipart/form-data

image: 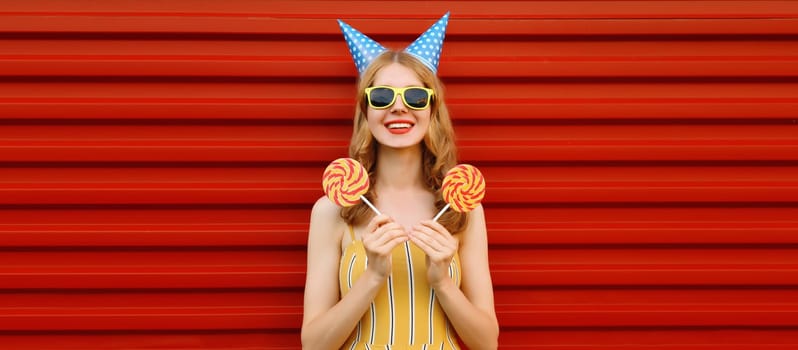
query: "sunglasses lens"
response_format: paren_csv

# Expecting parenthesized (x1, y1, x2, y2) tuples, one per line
(403, 88, 430, 109)
(369, 88, 395, 108)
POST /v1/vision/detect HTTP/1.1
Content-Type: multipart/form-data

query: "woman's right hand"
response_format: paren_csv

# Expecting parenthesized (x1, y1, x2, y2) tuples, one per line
(362, 214, 408, 279)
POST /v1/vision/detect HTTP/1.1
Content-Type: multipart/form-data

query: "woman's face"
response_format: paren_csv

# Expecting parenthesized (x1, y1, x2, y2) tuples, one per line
(366, 62, 431, 150)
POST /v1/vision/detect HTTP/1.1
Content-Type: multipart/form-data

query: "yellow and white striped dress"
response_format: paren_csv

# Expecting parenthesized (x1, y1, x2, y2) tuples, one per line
(339, 226, 462, 350)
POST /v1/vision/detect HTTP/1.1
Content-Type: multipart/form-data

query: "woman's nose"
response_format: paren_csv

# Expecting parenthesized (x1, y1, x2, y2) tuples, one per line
(390, 95, 408, 113)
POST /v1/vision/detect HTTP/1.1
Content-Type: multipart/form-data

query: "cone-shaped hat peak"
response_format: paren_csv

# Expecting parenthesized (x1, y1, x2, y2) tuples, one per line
(337, 12, 449, 74)
(337, 19, 388, 74)
(404, 12, 449, 73)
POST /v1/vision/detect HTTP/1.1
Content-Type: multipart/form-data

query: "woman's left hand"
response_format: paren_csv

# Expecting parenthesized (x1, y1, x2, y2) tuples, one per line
(409, 220, 459, 289)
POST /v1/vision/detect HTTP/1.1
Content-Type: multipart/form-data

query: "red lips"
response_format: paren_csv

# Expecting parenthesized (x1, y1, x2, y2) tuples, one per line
(385, 120, 415, 135)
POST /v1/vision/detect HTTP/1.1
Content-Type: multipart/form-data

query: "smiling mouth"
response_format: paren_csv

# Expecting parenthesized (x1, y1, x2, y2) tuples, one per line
(386, 122, 413, 129)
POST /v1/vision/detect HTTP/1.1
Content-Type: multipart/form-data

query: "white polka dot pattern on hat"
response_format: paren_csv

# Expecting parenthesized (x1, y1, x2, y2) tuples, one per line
(337, 12, 450, 75)
(337, 19, 388, 74)
(404, 12, 449, 73)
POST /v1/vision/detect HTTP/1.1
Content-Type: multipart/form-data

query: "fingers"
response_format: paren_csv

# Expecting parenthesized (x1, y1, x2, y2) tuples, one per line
(365, 214, 393, 234)
(414, 220, 455, 245)
(410, 220, 459, 288)
(409, 220, 458, 259)
(373, 223, 408, 248)
(361, 215, 408, 279)
(364, 215, 408, 254)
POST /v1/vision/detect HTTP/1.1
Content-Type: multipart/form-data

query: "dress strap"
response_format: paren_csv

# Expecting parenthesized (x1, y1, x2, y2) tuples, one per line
(347, 225, 356, 242)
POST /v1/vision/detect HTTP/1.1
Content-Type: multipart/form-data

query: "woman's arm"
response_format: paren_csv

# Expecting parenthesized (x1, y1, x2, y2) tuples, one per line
(410, 205, 499, 349)
(300, 197, 408, 350)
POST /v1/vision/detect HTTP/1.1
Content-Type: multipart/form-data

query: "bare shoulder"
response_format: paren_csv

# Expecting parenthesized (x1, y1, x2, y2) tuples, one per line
(312, 195, 342, 218)
(459, 204, 488, 246)
(469, 204, 485, 220)
(466, 204, 486, 233)
(309, 196, 346, 243)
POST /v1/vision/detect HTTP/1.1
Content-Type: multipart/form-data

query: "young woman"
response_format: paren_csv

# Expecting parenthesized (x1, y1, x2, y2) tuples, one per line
(302, 15, 498, 350)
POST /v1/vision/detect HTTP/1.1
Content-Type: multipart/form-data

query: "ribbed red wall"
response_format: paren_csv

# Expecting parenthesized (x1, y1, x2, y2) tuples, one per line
(2, 1, 798, 349)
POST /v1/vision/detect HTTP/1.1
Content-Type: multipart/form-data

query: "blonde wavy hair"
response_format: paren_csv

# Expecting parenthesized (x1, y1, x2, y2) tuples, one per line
(341, 51, 468, 234)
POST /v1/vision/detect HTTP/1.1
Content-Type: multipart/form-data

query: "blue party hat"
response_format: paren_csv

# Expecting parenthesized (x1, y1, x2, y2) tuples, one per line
(337, 19, 388, 74)
(338, 13, 450, 74)
(404, 12, 449, 73)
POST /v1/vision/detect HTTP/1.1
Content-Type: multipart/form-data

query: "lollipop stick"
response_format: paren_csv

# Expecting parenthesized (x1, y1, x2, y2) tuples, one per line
(360, 196, 382, 216)
(432, 203, 450, 222)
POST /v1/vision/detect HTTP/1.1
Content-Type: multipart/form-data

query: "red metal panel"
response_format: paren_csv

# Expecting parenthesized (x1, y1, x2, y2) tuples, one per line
(1, 1, 798, 349)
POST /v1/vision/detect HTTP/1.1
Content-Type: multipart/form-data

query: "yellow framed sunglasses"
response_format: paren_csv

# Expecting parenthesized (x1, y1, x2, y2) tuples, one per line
(364, 86, 434, 110)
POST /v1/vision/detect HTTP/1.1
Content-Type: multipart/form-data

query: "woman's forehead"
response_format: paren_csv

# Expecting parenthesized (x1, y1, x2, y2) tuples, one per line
(372, 63, 423, 87)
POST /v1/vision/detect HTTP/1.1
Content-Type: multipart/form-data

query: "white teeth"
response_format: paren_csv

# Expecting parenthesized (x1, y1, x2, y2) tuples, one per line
(387, 123, 412, 129)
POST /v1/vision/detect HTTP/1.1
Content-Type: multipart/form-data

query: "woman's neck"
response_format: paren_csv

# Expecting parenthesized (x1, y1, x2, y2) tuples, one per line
(374, 144, 425, 190)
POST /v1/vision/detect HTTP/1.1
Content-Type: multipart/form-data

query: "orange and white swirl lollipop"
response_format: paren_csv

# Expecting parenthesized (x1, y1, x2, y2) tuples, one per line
(433, 164, 486, 221)
(322, 158, 381, 214)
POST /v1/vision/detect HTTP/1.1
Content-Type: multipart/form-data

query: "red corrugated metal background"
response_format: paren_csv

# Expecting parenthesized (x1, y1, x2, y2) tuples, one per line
(2, 1, 798, 349)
